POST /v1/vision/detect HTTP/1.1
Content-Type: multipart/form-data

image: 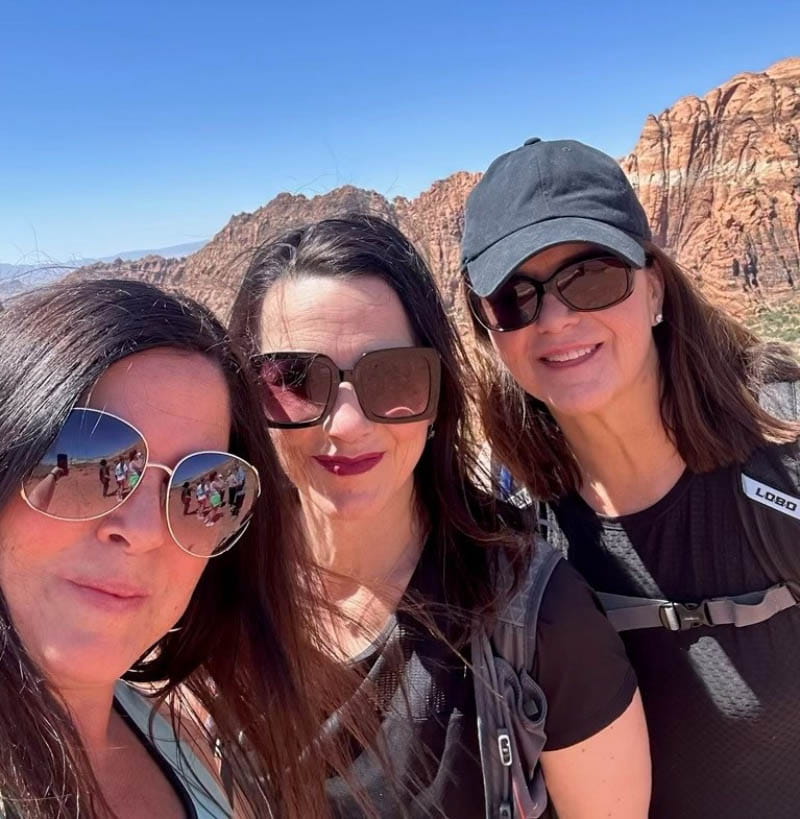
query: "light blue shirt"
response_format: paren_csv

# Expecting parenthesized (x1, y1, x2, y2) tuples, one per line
(114, 682, 233, 819)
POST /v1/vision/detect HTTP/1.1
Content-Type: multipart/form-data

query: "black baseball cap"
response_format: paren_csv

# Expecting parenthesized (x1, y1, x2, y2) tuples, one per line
(461, 138, 652, 297)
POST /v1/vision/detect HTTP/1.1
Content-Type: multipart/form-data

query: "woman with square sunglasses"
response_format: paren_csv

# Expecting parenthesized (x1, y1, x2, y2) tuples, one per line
(463, 138, 800, 818)
(230, 213, 651, 818)
(0, 278, 373, 818)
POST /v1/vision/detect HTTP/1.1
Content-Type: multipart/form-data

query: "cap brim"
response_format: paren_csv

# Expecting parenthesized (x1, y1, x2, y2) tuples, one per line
(465, 217, 647, 297)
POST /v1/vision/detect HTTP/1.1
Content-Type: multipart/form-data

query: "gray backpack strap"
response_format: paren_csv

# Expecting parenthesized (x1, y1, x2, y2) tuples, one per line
(598, 585, 799, 632)
(472, 540, 562, 819)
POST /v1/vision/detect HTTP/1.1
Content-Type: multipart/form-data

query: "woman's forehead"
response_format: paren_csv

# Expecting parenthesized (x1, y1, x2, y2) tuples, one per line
(259, 274, 416, 359)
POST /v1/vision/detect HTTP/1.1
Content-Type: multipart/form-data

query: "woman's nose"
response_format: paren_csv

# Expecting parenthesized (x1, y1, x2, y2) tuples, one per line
(323, 382, 372, 441)
(95, 469, 168, 553)
(535, 292, 580, 333)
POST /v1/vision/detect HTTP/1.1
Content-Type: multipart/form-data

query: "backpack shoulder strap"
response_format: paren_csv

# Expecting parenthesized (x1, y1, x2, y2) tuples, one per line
(472, 540, 562, 819)
(600, 381, 800, 633)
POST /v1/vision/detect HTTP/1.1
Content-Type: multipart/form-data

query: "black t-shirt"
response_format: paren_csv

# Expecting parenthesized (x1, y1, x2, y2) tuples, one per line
(553, 465, 800, 819)
(325, 545, 637, 818)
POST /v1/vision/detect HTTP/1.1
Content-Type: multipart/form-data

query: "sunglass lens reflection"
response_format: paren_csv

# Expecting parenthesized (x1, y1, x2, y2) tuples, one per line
(557, 258, 630, 310)
(360, 351, 432, 419)
(259, 357, 332, 424)
(168, 453, 257, 556)
(480, 278, 540, 331)
(22, 409, 146, 520)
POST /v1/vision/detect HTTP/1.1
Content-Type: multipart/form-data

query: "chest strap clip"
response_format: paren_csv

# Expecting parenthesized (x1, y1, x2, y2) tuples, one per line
(599, 584, 800, 632)
(658, 601, 711, 631)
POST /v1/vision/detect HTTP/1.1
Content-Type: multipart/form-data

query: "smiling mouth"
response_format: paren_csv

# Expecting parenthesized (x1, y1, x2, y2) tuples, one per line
(540, 344, 601, 367)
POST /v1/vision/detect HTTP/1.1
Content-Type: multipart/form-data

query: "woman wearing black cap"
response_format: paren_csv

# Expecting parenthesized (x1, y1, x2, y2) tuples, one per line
(463, 137, 800, 819)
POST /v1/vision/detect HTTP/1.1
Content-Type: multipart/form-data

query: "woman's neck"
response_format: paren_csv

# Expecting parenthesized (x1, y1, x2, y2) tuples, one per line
(556, 380, 686, 517)
(57, 681, 117, 757)
(301, 483, 425, 657)
(303, 484, 424, 589)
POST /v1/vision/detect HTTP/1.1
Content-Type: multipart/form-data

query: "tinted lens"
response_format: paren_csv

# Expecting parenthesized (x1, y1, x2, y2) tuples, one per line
(357, 348, 436, 420)
(474, 278, 540, 332)
(556, 257, 631, 310)
(167, 452, 259, 557)
(22, 409, 147, 520)
(257, 355, 332, 425)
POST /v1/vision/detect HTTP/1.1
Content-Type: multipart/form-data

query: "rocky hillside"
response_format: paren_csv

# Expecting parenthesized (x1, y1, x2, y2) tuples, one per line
(621, 57, 800, 317)
(71, 58, 800, 329)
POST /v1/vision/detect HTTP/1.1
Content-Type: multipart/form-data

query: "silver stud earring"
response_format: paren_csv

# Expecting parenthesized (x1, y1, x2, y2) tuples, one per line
(653, 312, 663, 326)
(427, 426, 435, 440)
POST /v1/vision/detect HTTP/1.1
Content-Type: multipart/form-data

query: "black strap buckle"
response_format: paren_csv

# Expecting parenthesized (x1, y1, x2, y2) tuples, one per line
(658, 601, 712, 631)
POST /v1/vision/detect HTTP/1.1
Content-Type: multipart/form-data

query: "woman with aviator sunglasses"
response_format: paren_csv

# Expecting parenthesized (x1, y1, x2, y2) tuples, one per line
(0, 278, 375, 818)
(230, 213, 650, 817)
(463, 138, 800, 818)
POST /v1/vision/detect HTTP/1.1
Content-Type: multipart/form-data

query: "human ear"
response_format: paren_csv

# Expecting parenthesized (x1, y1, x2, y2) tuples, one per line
(643, 256, 665, 324)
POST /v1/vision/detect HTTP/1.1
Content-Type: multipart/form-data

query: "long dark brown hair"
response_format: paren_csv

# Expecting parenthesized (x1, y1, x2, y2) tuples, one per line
(472, 242, 800, 501)
(0, 279, 359, 818)
(230, 213, 526, 633)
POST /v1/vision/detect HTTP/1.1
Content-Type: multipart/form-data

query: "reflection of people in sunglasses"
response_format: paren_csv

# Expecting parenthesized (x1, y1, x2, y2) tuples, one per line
(98, 458, 111, 497)
(230, 213, 651, 817)
(463, 138, 800, 818)
(0, 278, 366, 818)
(114, 455, 128, 499)
(127, 448, 145, 489)
(181, 480, 192, 515)
(227, 463, 247, 516)
(23, 463, 68, 513)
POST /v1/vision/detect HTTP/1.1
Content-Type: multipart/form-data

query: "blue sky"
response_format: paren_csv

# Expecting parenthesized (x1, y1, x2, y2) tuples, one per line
(1, 0, 798, 262)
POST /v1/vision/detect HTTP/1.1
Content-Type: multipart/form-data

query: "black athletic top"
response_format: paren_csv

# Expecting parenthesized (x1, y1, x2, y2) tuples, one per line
(553, 465, 800, 819)
(325, 544, 637, 818)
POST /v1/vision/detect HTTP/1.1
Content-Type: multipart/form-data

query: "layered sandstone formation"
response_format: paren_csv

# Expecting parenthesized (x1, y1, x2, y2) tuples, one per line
(621, 57, 800, 315)
(71, 58, 800, 324)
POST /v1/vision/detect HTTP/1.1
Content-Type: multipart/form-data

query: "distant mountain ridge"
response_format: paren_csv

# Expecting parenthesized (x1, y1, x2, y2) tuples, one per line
(62, 57, 800, 328)
(0, 240, 207, 300)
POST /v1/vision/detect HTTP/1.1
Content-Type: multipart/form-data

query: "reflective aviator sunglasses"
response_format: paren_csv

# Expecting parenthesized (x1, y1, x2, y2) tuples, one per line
(251, 347, 441, 428)
(20, 408, 261, 558)
(468, 253, 647, 333)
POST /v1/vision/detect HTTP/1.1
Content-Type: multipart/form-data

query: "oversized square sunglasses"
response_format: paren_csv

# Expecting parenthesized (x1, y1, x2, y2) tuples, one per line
(20, 408, 261, 558)
(468, 253, 648, 333)
(251, 346, 441, 428)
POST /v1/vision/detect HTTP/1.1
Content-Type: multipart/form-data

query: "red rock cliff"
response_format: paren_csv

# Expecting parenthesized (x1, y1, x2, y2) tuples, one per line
(71, 58, 800, 324)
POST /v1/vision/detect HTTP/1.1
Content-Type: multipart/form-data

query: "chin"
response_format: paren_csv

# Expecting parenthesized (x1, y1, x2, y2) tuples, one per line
(39, 639, 138, 687)
(537, 381, 619, 419)
(309, 489, 384, 521)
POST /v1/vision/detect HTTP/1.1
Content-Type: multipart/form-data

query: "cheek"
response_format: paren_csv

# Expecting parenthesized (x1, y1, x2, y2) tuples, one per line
(603, 296, 656, 359)
(488, 329, 533, 379)
(269, 428, 317, 488)
(389, 423, 429, 472)
(0, 498, 79, 592)
(152, 554, 207, 627)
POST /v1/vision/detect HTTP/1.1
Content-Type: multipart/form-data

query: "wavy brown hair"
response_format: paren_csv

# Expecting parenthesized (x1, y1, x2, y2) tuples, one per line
(471, 242, 800, 501)
(0, 279, 368, 818)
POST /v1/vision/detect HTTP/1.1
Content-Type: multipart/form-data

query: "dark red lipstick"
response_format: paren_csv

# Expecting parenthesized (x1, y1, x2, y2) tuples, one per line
(312, 453, 384, 476)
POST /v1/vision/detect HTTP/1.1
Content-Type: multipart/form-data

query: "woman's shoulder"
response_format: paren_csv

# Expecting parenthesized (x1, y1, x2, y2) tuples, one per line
(114, 682, 232, 818)
(531, 557, 638, 750)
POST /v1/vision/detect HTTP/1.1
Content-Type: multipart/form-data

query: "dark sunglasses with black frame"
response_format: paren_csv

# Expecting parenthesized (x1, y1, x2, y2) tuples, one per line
(251, 346, 441, 428)
(468, 252, 653, 333)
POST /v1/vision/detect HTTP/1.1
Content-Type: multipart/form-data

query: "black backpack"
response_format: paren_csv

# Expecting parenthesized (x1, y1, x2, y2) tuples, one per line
(471, 380, 800, 818)
(471, 539, 562, 819)
(569, 380, 800, 633)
